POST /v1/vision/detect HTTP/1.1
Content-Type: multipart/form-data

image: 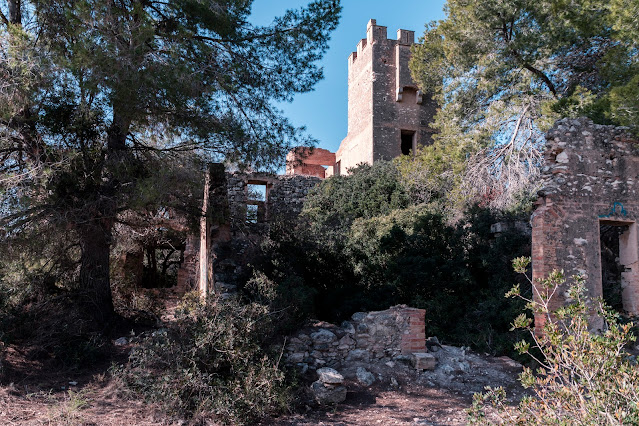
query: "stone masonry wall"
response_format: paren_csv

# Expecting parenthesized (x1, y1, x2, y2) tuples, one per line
(336, 19, 437, 173)
(533, 118, 639, 325)
(267, 174, 321, 220)
(285, 306, 426, 372)
(177, 169, 320, 291)
(225, 172, 320, 229)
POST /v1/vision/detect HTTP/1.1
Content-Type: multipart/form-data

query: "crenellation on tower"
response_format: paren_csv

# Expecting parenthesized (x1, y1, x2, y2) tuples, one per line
(366, 19, 387, 43)
(396, 29, 415, 45)
(356, 38, 367, 61)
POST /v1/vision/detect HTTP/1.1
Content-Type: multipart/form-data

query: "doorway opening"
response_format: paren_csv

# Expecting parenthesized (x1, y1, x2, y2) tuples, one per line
(401, 130, 415, 156)
(599, 220, 639, 315)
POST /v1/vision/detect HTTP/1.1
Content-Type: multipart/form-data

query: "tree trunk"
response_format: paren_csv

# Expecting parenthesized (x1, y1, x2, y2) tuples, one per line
(8, 0, 21, 25)
(79, 222, 114, 323)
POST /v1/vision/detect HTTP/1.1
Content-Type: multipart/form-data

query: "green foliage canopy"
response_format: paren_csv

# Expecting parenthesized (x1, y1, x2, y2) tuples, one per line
(301, 161, 411, 232)
(0, 0, 341, 319)
(409, 0, 639, 209)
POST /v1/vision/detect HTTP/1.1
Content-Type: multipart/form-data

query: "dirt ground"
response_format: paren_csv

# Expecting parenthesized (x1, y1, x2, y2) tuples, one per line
(0, 340, 177, 426)
(0, 285, 524, 425)
(0, 341, 523, 425)
(0, 375, 501, 426)
(266, 384, 475, 425)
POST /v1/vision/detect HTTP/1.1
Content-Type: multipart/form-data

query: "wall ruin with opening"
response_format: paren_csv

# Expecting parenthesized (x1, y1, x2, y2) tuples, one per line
(176, 166, 321, 294)
(532, 118, 639, 326)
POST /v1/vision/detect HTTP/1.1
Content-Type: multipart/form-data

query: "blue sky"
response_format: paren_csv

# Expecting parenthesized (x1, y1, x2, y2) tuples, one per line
(250, 0, 447, 153)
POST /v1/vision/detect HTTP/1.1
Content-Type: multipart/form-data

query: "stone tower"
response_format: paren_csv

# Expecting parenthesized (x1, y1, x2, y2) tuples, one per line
(286, 19, 437, 178)
(334, 19, 437, 175)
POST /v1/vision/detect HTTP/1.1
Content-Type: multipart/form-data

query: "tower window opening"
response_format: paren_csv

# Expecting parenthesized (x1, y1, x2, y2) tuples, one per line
(401, 130, 415, 156)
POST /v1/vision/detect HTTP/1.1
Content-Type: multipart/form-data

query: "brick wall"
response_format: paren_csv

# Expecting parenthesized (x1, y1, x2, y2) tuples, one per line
(400, 307, 427, 354)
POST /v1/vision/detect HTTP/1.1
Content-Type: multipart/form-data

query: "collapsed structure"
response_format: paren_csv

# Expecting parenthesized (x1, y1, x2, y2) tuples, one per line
(532, 118, 639, 325)
(119, 18, 438, 296)
(286, 19, 437, 178)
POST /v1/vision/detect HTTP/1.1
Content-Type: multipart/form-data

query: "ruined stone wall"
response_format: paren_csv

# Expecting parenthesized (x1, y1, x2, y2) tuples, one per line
(176, 168, 320, 291)
(533, 118, 639, 322)
(285, 306, 426, 371)
(226, 173, 249, 231)
(286, 148, 336, 179)
(267, 174, 321, 220)
(224, 172, 320, 227)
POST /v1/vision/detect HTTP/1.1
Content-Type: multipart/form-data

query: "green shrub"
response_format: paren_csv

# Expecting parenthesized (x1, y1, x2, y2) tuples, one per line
(245, 271, 317, 336)
(253, 219, 360, 322)
(302, 161, 410, 232)
(469, 257, 639, 424)
(255, 202, 530, 356)
(346, 205, 531, 355)
(113, 293, 291, 424)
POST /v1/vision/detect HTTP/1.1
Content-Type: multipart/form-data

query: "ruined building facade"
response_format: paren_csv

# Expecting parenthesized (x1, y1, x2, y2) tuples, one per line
(532, 118, 639, 326)
(176, 166, 320, 293)
(287, 19, 437, 179)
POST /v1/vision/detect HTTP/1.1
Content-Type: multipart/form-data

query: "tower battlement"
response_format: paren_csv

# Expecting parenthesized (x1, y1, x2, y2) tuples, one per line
(348, 19, 416, 70)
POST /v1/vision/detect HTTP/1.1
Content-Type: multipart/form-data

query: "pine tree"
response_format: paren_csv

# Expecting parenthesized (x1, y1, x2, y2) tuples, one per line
(0, 0, 341, 321)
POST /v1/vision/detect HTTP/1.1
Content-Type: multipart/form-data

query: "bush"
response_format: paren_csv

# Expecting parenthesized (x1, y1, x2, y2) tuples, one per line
(469, 257, 639, 424)
(244, 271, 317, 336)
(346, 205, 531, 355)
(255, 201, 530, 356)
(113, 293, 292, 424)
(302, 161, 410, 233)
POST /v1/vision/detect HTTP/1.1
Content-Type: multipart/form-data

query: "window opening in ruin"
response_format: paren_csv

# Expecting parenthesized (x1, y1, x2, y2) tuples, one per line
(246, 182, 268, 224)
(335, 160, 341, 176)
(141, 242, 184, 288)
(247, 184, 266, 202)
(599, 221, 639, 315)
(401, 130, 415, 155)
(246, 204, 259, 224)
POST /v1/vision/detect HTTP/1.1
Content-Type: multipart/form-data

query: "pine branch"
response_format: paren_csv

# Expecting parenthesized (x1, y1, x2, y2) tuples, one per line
(0, 10, 9, 27)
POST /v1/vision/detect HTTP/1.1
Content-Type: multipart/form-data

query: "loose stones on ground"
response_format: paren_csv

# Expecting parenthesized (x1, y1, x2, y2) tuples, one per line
(311, 368, 347, 404)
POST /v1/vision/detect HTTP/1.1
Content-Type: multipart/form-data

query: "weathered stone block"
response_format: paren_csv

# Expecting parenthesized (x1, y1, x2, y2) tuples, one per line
(316, 367, 344, 384)
(310, 381, 347, 404)
(346, 349, 371, 362)
(414, 353, 437, 371)
(311, 329, 337, 344)
(356, 367, 375, 386)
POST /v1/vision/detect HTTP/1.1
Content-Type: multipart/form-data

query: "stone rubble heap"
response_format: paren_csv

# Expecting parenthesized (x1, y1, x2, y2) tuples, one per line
(285, 305, 427, 372)
(287, 306, 524, 405)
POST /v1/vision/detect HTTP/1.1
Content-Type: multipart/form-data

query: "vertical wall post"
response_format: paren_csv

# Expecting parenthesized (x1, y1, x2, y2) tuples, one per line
(199, 167, 211, 298)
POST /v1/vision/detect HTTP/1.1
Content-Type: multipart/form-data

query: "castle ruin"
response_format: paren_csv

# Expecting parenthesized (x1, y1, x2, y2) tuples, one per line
(287, 19, 437, 179)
